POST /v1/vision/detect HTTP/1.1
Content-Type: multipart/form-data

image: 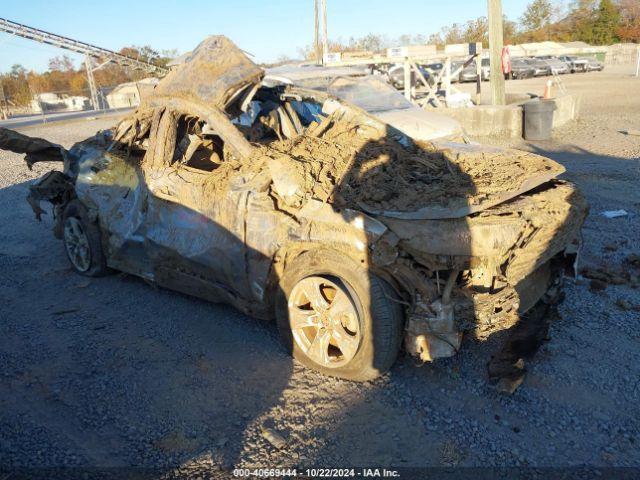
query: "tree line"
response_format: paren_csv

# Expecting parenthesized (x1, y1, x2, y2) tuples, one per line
(0, 46, 176, 108)
(299, 0, 639, 60)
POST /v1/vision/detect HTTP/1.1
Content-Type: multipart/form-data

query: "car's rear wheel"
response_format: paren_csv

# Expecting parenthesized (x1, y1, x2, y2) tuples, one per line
(275, 250, 404, 381)
(62, 200, 108, 277)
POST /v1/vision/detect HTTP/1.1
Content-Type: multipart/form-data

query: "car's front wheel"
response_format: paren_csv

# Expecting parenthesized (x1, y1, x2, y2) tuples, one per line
(62, 200, 108, 277)
(275, 250, 404, 381)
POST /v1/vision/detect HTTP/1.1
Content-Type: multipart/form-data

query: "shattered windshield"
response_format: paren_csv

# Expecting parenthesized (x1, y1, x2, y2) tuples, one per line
(328, 76, 413, 114)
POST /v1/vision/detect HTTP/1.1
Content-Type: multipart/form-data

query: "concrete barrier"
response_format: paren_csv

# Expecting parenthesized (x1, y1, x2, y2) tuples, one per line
(552, 94, 581, 128)
(441, 93, 580, 138)
(443, 104, 523, 138)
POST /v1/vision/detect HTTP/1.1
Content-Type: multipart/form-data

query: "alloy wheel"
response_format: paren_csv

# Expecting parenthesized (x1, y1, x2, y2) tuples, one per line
(288, 276, 362, 368)
(63, 217, 91, 272)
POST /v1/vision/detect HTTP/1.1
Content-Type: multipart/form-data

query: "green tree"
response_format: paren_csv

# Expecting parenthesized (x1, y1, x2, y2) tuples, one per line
(463, 17, 489, 45)
(591, 0, 620, 44)
(503, 16, 519, 44)
(521, 0, 554, 33)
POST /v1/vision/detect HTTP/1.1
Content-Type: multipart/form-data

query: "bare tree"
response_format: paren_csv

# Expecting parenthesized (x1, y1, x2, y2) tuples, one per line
(521, 0, 554, 37)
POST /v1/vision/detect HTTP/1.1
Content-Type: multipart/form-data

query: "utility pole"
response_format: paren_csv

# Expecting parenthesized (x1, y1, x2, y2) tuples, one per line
(321, 0, 328, 64)
(0, 83, 6, 120)
(314, 0, 321, 64)
(487, 0, 506, 105)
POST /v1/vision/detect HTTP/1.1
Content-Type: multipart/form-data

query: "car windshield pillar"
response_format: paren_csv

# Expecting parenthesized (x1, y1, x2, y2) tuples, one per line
(148, 96, 255, 160)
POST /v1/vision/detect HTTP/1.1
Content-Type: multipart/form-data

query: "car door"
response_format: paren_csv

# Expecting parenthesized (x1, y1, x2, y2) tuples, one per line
(141, 109, 253, 303)
(74, 145, 153, 278)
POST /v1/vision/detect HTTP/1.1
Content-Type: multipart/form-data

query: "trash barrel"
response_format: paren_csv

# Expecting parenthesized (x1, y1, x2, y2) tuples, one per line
(523, 99, 557, 141)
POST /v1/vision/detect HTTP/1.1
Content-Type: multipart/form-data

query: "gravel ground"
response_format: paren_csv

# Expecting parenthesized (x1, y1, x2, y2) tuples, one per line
(0, 67, 639, 475)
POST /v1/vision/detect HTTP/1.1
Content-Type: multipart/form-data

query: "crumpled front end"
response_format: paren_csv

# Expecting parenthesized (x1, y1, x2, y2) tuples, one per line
(376, 180, 588, 362)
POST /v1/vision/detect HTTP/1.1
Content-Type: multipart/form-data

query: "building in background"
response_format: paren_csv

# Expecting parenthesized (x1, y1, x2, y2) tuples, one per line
(104, 77, 159, 109)
(30, 93, 90, 113)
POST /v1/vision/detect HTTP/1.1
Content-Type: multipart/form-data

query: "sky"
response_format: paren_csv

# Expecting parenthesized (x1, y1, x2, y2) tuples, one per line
(0, 0, 531, 73)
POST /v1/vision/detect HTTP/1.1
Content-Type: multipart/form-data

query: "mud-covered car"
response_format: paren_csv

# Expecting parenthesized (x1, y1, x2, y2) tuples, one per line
(0, 37, 588, 382)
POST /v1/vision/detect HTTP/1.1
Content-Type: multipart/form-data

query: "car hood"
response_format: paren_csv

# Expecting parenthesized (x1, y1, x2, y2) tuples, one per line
(374, 106, 464, 142)
(154, 36, 264, 110)
(360, 142, 566, 220)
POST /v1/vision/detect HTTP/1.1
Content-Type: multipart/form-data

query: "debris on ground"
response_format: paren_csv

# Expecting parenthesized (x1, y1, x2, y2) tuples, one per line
(582, 266, 628, 284)
(628, 253, 640, 269)
(615, 298, 636, 310)
(439, 440, 466, 466)
(260, 426, 287, 450)
(487, 302, 555, 395)
(495, 366, 526, 395)
(601, 209, 628, 218)
(581, 263, 639, 289)
(589, 279, 608, 292)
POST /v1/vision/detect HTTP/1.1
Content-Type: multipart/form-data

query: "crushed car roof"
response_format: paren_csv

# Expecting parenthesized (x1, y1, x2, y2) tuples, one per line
(154, 35, 264, 109)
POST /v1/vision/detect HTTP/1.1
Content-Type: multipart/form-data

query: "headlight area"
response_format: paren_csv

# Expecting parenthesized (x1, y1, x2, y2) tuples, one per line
(373, 218, 525, 363)
(384, 255, 522, 364)
(404, 267, 463, 363)
(381, 247, 575, 364)
(373, 233, 536, 363)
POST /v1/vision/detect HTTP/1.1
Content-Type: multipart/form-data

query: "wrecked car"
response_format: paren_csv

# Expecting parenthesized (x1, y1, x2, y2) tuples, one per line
(0, 36, 588, 382)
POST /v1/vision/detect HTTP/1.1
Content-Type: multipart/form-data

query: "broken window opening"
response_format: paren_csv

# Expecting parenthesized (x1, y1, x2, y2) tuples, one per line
(173, 114, 226, 173)
(231, 86, 325, 145)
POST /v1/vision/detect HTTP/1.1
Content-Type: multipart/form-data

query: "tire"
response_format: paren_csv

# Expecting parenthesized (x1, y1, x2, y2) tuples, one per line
(275, 250, 404, 381)
(62, 200, 108, 277)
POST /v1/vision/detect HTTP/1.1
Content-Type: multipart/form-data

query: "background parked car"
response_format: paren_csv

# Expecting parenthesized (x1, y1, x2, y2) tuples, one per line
(585, 57, 605, 71)
(558, 55, 589, 73)
(459, 61, 479, 82)
(387, 63, 434, 89)
(536, 56, 570, 75)
(480, 58, 491, 80)
(421, 62, 444, 80)
(524, 58, 552, 76)
(510, 58, 536, 79)
(449, 61, 464, 83)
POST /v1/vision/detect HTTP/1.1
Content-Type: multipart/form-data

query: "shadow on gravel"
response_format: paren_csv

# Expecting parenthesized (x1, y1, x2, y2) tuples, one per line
(0, 176, 294, 474)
